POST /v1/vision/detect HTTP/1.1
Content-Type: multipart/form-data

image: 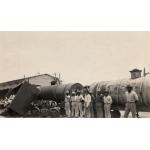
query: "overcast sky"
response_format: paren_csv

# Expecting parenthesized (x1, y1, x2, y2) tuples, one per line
(0, 31, 150, 85)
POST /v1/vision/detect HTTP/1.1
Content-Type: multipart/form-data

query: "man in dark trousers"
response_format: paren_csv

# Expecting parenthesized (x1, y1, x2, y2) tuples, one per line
(95, 91, 104, 118)
(89, 91, 95, 118)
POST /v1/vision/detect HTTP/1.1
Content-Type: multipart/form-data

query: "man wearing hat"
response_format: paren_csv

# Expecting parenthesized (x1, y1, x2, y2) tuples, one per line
(70, 91, 77, 117)
(124, 85, 138, 118)
(89, 91, 95, 118)
(75, 90, 84, 117)
(95, 91, 104, 118)
(103, 90, 112, 118)
(65, 90, 71, 117)
(84, 90, 92, 117)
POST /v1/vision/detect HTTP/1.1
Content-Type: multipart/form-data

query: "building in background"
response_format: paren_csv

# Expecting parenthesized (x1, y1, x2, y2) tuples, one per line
(0, 74, 60, 99)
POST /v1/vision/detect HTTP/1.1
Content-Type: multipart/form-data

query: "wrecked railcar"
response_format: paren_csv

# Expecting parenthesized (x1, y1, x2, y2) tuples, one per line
(0, 81, 59, 117)
(0, 82, 83, 117)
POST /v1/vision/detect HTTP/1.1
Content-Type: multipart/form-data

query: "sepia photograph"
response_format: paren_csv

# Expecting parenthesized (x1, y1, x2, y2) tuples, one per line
(1, 1, 150, 150)
(0, 31, 150, 118)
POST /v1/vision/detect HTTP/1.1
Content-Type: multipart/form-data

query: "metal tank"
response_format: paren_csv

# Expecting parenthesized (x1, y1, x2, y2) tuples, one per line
(89, 82, 98, 95)
(38, 83, 83, 102)
(90, 75, 150, 112)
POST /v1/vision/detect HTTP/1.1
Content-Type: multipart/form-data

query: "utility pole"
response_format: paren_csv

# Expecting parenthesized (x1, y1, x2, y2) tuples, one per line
(143, 67, 150, 76)
(143, 68, 146, 76)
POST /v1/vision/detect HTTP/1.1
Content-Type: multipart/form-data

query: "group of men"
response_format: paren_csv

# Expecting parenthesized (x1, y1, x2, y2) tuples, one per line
(65, 90, 90, 117)
(64, 84, 139, 118)
(64, 88, 113, 118)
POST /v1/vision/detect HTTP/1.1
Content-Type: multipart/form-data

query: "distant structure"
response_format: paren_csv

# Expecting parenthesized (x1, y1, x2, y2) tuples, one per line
(0, 74, 60, 91)
(143, 68, 150, 77)
(130, 68, 142, 79)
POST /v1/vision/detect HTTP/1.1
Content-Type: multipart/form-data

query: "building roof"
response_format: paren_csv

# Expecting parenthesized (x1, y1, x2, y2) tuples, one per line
(130, 68, 142, 73)
(0, 74, 58, 91)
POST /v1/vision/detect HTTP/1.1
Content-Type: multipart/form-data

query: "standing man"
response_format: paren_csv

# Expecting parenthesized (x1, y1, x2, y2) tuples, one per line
(95, 91, 104, 118)
(65, 90, 71, 117)
(84, 90, 92, 118)
(89, 91, 95, 118)
(124, 85, 138, 118)
(75, 90, 84, 117)
(103, 90, 112, 118)
(70, 91, 77, 117)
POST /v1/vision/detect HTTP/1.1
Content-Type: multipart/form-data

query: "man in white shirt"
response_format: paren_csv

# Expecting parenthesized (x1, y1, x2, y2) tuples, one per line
(70, 91, 77, 117)
(124, 85, 138, 118)
(75, 90, 84, 117)
(103, 90, 112, 118)
(64, 91, 71, 117)
(84, 90, 91, 118)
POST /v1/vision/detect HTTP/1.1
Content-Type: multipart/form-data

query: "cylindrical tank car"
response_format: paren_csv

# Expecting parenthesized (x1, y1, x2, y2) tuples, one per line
(89, 75, 150, 112)
(38, 83, 83, 102)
